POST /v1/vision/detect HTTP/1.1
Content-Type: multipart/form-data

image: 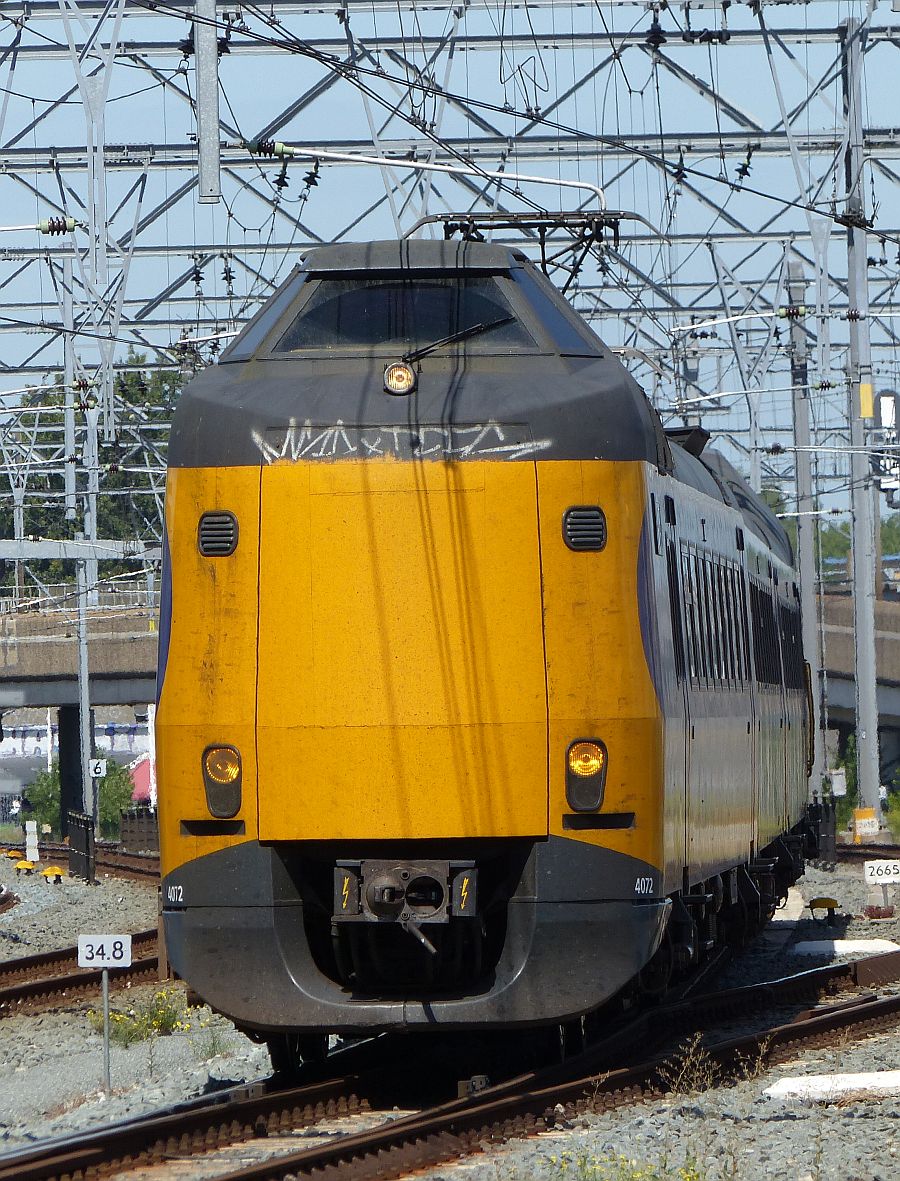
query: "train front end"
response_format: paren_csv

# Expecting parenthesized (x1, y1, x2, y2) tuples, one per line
(156, 240, 670, 1046)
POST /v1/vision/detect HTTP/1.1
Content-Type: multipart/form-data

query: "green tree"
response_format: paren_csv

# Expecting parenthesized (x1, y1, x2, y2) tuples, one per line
(0, 352, 183, 589)
(97, 762, 136, 838)
(24, 762, 62, 834)
(833, 733, 858, 831)
(24, 760, 136, 839)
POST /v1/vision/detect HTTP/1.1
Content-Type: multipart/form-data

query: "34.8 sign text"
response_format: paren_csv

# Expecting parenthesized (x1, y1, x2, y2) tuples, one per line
(77, 934, 132, 968)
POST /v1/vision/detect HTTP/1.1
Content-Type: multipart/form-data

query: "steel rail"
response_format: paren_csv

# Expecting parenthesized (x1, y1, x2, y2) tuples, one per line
(0, 1075, 370, 1181)
(0, 929, 158, 990)
(0, 957, 160, 1016)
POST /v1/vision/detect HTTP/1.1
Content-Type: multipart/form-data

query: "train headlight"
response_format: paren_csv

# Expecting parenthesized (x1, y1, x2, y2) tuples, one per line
(384, 361, 417, 395)
(565, 740, 607, 812)
(202, 745, 242, 818)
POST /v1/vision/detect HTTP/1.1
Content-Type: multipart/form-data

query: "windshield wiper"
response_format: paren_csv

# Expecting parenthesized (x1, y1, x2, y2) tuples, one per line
(402, 315, 514, 364)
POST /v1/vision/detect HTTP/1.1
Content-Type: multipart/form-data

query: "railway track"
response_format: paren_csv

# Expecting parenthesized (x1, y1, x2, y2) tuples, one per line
(0, 928, 158, 1016)
(834, 840, 900, 863)
(3, 948, 899, 1181)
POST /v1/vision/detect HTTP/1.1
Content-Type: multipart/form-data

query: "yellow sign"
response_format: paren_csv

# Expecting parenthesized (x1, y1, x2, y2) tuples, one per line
(860, 382, 874, 419)
(853, 807, 880, 843)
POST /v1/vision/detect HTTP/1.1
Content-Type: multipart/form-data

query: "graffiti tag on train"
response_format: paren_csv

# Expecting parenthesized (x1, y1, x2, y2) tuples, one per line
(253, 420, 553, 464)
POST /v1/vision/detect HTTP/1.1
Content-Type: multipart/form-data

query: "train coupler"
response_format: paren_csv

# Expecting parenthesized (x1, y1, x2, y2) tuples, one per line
(332, 859, 477, 924)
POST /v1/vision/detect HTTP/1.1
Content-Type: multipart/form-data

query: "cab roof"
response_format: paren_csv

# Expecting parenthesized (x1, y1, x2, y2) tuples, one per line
(300, 239, 526, 273)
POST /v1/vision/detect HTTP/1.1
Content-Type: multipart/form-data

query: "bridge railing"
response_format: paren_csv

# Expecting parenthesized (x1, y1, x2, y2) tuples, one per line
(0, 583, 160, 615)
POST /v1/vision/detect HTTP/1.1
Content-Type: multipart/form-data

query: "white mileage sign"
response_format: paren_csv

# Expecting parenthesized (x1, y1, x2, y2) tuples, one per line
(864, 860, 900, 885)
(77, 934, 132, 968)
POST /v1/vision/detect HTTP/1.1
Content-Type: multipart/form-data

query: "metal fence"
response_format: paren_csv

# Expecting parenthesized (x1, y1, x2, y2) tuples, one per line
(120, 806, 159, 854)
(67, 810, 95, 883)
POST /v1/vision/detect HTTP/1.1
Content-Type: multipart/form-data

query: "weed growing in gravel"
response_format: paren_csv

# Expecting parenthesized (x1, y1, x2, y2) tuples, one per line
(88, 987, 191, 1047)
(191, 1014, 231, 1061)
(733, 1034, 772, 1082)
(657, 1032, 720, 1095)
(544, 1150, 704, 1180)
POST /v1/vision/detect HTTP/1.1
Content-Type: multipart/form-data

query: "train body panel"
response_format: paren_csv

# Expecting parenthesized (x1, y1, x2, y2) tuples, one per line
(156, 465, 260, 873)
(256, 458, 547, 840)
(538, 460, 663, 881)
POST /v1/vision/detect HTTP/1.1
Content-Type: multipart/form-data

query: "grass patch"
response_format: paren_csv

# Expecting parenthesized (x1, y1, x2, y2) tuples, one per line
(0, 823, 24, 846)
(88, 987, 191, 1047)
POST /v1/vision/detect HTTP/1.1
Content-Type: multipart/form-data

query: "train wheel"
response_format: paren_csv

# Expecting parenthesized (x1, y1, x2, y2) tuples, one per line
(267, 1032, 329, 1077)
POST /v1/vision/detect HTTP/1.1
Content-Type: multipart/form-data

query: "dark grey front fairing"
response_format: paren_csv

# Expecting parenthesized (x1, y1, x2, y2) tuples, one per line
(168, 351, 667, 470)
(162, 838, 670, 1033)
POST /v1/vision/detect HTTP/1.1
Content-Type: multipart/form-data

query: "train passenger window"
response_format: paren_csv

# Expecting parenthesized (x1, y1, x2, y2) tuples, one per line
(274, 276, 536, 353)
(779, 602, 803, 691)
(750, 581, 780, 685)
(681, 551, 700, 682)
(718, 564, 732, 684)
(703, 557, 721, 683)
(728, 567, 744, 683)
(737, 570, 752, 680)
(666, 540, 686, 682)
(688, 554, 704, 684)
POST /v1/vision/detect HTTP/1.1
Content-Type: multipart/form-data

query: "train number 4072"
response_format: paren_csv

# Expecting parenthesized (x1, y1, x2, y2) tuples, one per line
(166, 884, 184, 903)
(634, 877, 654, 895)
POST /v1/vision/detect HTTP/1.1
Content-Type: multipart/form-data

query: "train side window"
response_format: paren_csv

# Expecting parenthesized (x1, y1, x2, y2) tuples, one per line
(724, 565, 738, 686)
(717, 564, 730, 684)
(715, 561, 728, 684)
(694, 552, 708, 684)
(666, 540, 686, 682)
(681, 550, 700, 683)
(703, 557, 722, 684)
(664, 495, 677, 526)
(729, 567, 744, 683)
(737, 569, 752, 680)
(750, 581, 779, 686)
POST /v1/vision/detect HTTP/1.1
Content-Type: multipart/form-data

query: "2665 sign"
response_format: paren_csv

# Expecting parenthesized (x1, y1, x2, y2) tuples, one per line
(864, 860, 900, 884)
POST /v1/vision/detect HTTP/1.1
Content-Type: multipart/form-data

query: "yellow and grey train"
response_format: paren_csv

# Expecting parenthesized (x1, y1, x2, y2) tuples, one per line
(156, 239, 822, 1069)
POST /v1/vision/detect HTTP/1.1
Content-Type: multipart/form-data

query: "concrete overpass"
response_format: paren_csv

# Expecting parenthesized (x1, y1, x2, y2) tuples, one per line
(0, 594, 157, 709)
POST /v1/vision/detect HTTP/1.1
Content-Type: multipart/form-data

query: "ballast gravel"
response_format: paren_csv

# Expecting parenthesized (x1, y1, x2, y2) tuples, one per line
(0, 856, 898, 1180)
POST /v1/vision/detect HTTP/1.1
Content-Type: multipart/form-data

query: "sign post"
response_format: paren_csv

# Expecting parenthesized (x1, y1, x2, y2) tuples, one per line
(863, 860, 900, 920)
(78, 934, 132, 1093)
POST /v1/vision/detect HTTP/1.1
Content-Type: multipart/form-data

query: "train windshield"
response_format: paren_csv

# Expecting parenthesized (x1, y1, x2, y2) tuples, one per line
(274, 275, 535, 353)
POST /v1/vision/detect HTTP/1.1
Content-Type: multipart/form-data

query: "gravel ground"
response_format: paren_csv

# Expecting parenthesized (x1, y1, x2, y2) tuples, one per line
(0, 863, 158, 960)
(0, 856, 898, 1179)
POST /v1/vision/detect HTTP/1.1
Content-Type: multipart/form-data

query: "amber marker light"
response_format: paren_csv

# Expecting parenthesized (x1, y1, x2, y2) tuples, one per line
(384, 360, 417, 395)
(204, 746, 241, 784)
(202, 745, 242, 819)
(565, 739, 608, 812)
(568, 741, 605, 778)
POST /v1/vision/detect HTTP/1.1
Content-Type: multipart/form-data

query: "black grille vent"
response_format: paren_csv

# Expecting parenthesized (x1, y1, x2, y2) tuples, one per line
(198, 511, 238, 557)
(562, 506, 607, 552)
